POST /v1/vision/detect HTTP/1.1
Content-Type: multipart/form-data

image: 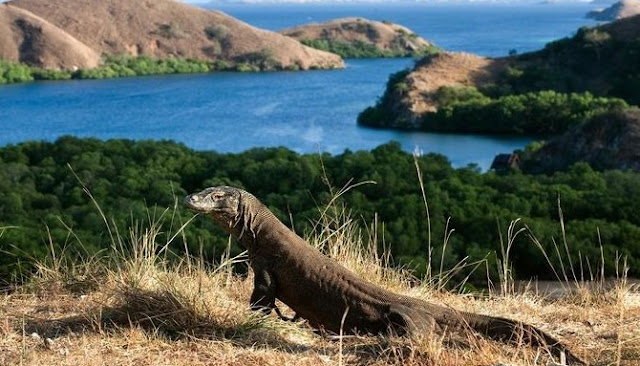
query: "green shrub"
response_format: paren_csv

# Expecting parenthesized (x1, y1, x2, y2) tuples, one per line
(32, 69, 73, 81)
(234, 49, 278, 71)
(235, 62, 259, 72)
(0, 60, 34, 84)
(204, 24, 230, 40)
(211, 60, 231, 70)
(156, 22, 186, 39)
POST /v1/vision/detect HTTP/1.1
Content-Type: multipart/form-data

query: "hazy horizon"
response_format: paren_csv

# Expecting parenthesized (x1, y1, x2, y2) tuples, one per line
(0, 0, 610, 4)
(194, 0, 605, 4)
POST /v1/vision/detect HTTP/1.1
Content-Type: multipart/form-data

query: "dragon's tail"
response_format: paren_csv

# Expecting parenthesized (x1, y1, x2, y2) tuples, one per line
(436, 308, 586, 365)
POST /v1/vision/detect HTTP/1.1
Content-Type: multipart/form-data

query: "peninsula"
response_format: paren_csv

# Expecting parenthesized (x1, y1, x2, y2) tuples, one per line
(358, 15, 640, 134)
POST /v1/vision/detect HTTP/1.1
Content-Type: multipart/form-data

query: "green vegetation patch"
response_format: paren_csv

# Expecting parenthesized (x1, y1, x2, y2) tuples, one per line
(76, 55, 213, 79)
(492, 26, 640, 106)
(0, 52, 290, 85)
(422, 87, 628, 135)
(300, 39, 438, 59)
(358, 69, 413, 128)
(1, 138, 639, 283)
(0, 56, 214, 84)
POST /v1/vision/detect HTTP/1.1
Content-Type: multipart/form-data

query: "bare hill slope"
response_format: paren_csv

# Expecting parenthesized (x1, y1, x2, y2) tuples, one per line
(0, 3, 100, 69)
(403, 52, 504, 116)
(360, 52, 508, 128)
(2, 0, 343, 71)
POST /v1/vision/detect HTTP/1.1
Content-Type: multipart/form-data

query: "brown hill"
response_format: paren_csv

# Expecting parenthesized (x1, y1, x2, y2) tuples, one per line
(280, 17, 434, 57)
(365, 52, 507, 128)
(587, 0, 640, 21)
(524, 108, 640, 173)
(1, 0, 343, 71)
(0, 3, 100, 69)
(402, 52, 504, 115)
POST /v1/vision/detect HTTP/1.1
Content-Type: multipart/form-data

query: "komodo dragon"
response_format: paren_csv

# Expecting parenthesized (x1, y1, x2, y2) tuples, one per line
(185, 186, 585, 364)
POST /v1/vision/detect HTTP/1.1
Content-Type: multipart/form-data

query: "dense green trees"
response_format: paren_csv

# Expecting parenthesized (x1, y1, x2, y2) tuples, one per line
(0, 56, 218, 84)
(0, 60, 35, 84)
(496, 26, 640, 106)
(1, 138, 639, 283)
(359, 81, 628, 135)
(0, 56, 215, 85)
(0, 53, 286, 85)
(421, 88, 628, 135)
(300, 39, 438, 58)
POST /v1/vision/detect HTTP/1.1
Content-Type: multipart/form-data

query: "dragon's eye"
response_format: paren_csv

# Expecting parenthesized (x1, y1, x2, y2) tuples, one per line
(211, 193, 225, 200)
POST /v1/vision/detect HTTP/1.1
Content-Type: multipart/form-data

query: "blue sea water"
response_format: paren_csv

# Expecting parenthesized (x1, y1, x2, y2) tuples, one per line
(213, 2, 600, 57)
(0, 3, 601, 169)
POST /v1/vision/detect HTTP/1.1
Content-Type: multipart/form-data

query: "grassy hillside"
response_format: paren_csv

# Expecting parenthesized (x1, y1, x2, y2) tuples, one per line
(1, 202, 637, 366)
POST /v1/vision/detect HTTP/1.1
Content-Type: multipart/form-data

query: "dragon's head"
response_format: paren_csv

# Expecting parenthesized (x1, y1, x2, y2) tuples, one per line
(184, 186, 242, 224)
(185, 186, 270, 245)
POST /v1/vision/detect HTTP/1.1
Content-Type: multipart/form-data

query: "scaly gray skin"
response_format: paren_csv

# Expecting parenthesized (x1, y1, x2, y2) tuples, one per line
(185, 186, 586, 365)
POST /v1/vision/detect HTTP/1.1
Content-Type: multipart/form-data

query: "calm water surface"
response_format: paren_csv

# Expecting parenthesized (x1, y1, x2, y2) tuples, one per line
(0, 3, 602, 169)
(214, 3, 600, 56)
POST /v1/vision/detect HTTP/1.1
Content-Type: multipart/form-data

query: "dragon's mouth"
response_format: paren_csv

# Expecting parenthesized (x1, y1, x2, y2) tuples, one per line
(183, 194, 210, 213)
(184, 193, 235, 215)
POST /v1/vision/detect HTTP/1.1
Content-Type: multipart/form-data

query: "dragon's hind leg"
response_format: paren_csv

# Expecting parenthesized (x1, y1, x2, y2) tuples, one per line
(386, 305, 441, 337)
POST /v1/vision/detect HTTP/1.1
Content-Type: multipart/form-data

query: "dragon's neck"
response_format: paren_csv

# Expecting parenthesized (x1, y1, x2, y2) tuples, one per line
(233, 192, 281, 247)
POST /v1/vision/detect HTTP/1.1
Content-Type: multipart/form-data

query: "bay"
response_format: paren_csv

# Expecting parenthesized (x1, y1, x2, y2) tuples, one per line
(0, 3, 601, 169)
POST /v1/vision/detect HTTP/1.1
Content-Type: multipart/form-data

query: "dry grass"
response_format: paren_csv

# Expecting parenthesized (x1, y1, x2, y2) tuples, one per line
(1, 192, 639, 366)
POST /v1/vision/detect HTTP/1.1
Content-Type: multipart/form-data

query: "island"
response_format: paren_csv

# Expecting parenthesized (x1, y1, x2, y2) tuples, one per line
(280, 17, 437, 58)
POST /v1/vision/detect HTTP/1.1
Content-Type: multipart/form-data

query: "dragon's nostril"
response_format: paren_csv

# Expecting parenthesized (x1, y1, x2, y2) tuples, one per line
(184, 194, 198, 205)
